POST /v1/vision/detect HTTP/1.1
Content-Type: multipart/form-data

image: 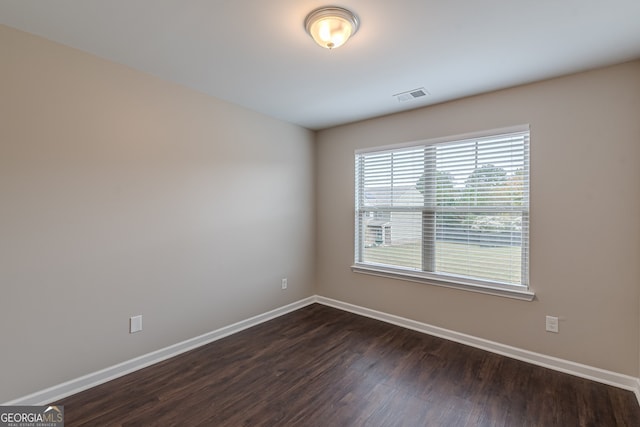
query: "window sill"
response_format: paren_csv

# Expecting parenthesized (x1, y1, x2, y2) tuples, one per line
(351, 264, 535, 301)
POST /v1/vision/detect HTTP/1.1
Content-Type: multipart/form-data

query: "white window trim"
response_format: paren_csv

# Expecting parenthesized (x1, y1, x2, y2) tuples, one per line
(351, 264, 535, 301)
(353, 125, 534, 301)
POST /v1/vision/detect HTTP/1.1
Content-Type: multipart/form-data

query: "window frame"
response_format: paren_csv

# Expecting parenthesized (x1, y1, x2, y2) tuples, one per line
(352, 125, 534, 301)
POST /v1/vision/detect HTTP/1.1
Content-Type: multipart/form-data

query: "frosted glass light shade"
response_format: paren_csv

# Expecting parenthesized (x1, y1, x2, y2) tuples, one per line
(305, 7, 360, 49)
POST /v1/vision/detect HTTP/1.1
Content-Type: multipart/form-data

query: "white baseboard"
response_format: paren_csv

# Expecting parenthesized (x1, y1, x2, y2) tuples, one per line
(3, 297, 316, 406)
(315, 296, 640, 401)
(5, 294, 639, 408)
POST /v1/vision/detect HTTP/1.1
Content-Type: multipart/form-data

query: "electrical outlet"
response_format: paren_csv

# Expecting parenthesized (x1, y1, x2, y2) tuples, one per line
(281, 278, 288, 290)
(545, 315, 559, 333)
(130, 315, 143, 333)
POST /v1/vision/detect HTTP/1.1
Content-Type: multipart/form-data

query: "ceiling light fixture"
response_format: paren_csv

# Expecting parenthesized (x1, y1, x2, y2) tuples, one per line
(304, 6, 360, 50)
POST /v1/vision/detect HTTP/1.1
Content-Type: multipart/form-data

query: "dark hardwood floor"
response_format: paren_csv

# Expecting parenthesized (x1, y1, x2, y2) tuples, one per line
(55, 304, 640, 426)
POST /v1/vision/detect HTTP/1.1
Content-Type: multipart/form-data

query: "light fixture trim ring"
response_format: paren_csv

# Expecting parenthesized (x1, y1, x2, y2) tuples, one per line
(304, 6, 360, 35)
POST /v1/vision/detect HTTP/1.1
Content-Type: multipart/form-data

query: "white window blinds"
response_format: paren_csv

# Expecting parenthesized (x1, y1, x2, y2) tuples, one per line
(354, 127, 530, 292)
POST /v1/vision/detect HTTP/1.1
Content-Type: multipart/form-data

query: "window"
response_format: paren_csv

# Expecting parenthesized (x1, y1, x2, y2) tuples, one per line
(353, 126, 533, 300)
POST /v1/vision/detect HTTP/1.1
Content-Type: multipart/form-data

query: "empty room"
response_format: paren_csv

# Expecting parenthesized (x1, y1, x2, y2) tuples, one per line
(1, 1, 640, 425)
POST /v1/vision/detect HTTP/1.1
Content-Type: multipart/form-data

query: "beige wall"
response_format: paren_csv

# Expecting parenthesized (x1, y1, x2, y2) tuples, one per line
(0, 25, 315, 402)
(316, 61, 640, 376)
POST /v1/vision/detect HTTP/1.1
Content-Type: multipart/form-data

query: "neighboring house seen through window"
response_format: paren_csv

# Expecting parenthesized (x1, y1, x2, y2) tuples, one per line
(353, 126, 533, 300)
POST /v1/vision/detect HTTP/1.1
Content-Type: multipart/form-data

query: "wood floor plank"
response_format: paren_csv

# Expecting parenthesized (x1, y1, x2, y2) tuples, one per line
(55, 304, 640, 426)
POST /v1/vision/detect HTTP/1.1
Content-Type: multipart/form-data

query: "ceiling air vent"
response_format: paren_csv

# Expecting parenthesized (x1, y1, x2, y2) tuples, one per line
(393, 87, 429, 102)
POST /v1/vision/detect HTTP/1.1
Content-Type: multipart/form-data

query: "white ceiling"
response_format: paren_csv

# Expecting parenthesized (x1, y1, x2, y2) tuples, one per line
(1, 0, 640, 130)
